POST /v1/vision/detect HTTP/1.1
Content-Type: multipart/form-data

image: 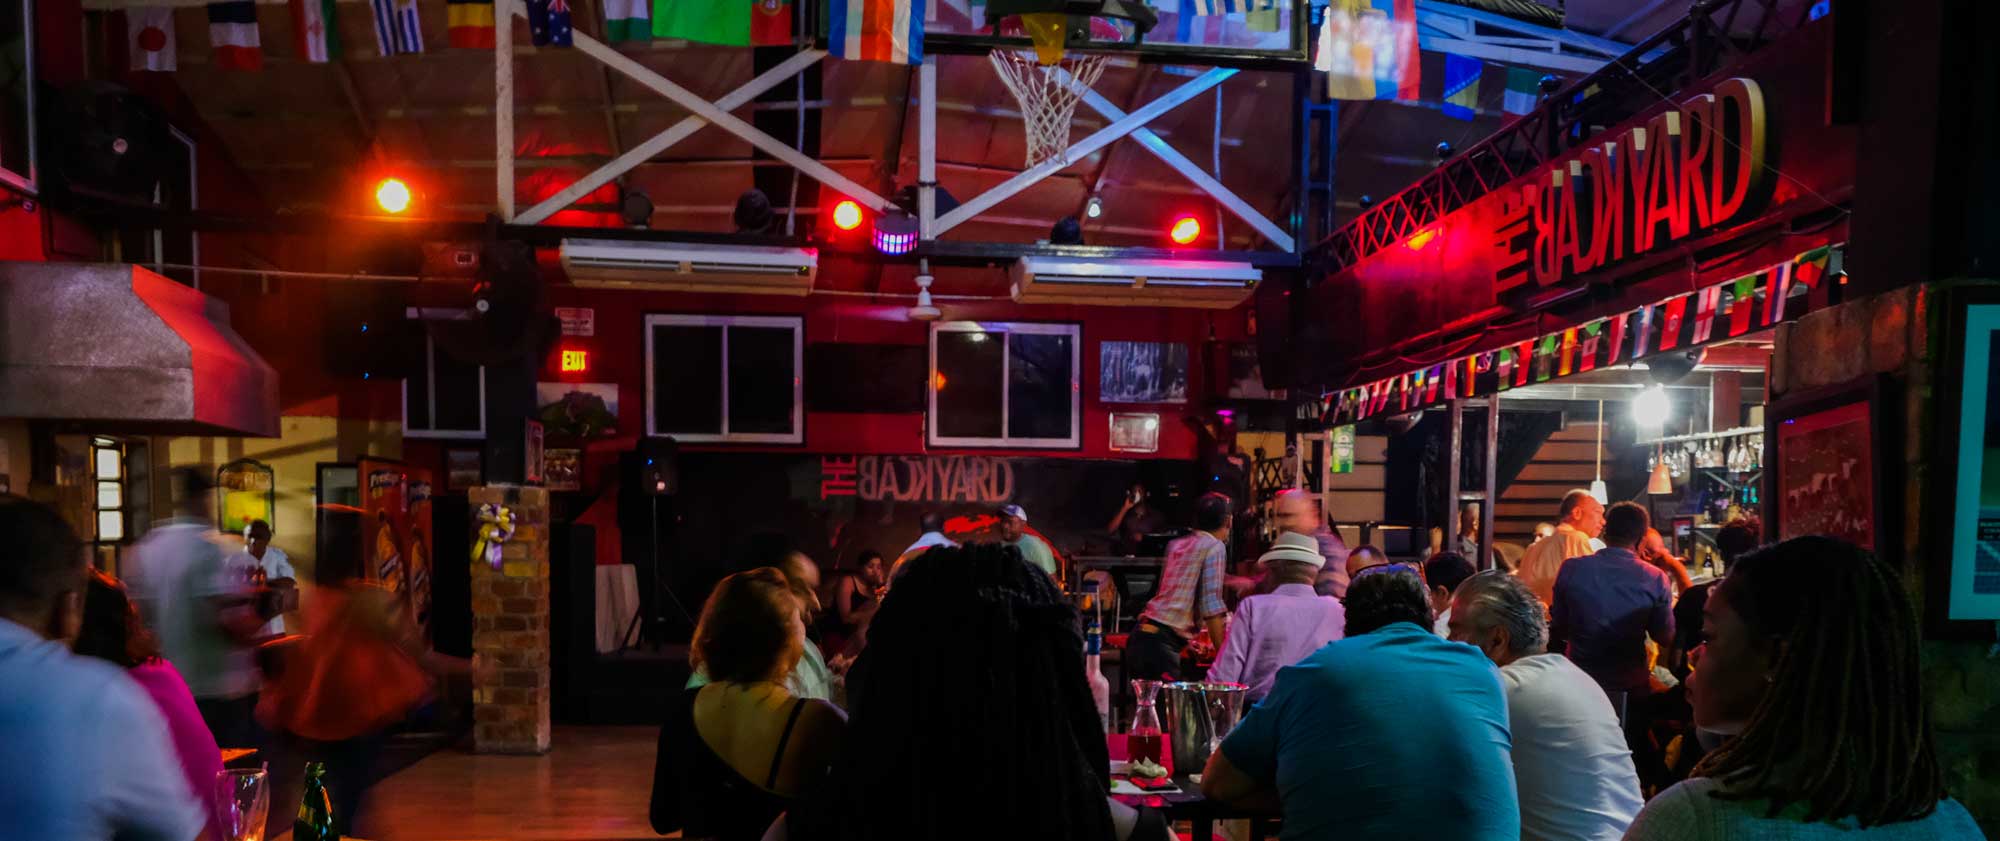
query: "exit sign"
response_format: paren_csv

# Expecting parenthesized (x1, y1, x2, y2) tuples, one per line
(560, 349, 588, 372)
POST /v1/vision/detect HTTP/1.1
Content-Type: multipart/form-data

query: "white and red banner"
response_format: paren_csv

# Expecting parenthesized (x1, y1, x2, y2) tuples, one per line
(207, 1, 263, 71)
(128, 7, 178, 72)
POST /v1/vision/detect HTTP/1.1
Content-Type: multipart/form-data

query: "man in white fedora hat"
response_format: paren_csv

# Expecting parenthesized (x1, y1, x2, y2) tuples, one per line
(1206, 531, 1347, 703)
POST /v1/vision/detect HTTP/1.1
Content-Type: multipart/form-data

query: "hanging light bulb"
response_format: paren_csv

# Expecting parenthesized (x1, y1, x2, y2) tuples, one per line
(1632, 385, 1671, 428)
(1648, 444, 1675, 495)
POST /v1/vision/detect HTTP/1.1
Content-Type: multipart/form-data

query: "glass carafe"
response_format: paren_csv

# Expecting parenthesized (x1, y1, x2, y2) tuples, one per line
(1127, 679, 1166, 770)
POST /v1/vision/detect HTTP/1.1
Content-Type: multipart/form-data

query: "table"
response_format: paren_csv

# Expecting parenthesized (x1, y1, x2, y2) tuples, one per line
(1107, 735, 1278, 841)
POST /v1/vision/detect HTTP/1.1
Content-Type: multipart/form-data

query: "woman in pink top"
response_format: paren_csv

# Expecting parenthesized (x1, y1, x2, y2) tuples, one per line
(72, 569, 226, 828)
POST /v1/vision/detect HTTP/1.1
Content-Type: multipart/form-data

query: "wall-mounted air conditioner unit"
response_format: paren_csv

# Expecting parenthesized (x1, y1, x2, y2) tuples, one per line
(559, 239, 817, 296)
(1011, 256, 1260, 309)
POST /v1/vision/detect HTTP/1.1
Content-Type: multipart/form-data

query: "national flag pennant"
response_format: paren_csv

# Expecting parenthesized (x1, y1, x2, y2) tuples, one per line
(1605, 311, 1630, 365)
(447, 0, 496, 49)
(1535, 335, 1558, 382)
(1503, 66, 1541, 115)
(603, 0, 651, 43)
(1766, 263, 1796, 326)
(527, 0, 573, 46)
(1578, 321, 1604, 372)
(1692, 284, 1722, 345)
(751, 0, 793, 46)
(1514, 340, 1535, 387)
(1728, 273, 1761, 337)
(1558, 328, 1578, 377)
(371, 0, 424, 55)
(1441, 54, 1481, 120)
(1657, 295, 1689, 351)
(654, 0, 748, 45)
(1190, 0, 1277, 14)
(128, 6, 178, 72)
(829, 0, 925, 65)
(207, 2, 262, 70)
(292, 0, 339, 63)
(1318, 0, 1419, 102)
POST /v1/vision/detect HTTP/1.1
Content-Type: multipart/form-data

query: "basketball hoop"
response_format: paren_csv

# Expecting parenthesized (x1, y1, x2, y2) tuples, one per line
(990, 13, 1111, 169)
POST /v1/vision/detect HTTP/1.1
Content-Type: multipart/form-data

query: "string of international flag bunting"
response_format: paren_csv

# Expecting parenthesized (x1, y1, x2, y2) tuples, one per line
(120, 0, 1553, 116)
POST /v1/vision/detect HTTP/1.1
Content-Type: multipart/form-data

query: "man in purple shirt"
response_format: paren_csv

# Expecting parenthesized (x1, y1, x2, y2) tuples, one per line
(1127, 493, 1232, 682)
(1207, 532, 1344, 703)
(1549, 502, 1675, 700)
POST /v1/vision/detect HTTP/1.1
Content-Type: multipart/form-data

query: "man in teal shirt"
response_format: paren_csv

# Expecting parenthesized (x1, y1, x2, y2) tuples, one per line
(999, 505, 1058, 580)
(1203, 565, 1519, 841)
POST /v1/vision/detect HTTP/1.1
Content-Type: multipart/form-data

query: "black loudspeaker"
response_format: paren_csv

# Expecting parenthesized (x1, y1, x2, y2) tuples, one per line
(38, 80, 172, 203)
(639, 437, 679, 496)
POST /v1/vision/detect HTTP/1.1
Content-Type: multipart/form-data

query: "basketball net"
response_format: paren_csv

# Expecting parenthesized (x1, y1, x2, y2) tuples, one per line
(990, 13, 1109, 169)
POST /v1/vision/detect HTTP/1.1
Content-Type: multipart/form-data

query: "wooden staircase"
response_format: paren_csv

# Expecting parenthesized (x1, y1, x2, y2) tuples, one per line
(1495, 421, 1606, 547)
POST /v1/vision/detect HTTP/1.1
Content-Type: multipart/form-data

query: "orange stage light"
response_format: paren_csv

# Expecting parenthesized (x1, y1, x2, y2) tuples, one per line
(832, 199, 864, 231)
(374, 178, 413, 214)
(1169, 216, 1201, 245)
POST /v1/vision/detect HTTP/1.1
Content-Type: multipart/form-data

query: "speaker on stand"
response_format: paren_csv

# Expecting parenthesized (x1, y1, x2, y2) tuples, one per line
(625, 437, 693, 650)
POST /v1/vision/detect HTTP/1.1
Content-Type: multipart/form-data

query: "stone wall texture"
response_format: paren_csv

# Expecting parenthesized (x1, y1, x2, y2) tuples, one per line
(469, 484, 552, 755)
(1775, 283, 1999, 833)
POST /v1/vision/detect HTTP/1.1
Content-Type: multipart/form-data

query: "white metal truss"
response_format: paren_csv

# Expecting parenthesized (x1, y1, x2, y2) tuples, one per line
(1413, 0, 1634, 76)
(496, 2, 892, 224)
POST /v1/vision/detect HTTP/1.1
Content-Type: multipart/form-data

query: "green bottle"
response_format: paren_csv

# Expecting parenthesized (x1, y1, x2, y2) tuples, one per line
(295, 761, 340, 841)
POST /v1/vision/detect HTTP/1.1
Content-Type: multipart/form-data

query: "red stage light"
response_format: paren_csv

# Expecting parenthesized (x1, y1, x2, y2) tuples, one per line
(1405, 227, 1439, 250)
(374, 178, 412, 214)
(1169, 216, 1201, 245)
(832, 200, 864, 231)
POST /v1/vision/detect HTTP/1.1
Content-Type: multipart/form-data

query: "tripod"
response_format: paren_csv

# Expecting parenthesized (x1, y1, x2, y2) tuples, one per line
(623, 493, 694, 652)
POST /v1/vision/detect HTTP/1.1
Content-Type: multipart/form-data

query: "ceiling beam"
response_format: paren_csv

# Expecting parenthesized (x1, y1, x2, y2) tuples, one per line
(1420, 38, 1611, 75)
(1604, 0, 1678, 39)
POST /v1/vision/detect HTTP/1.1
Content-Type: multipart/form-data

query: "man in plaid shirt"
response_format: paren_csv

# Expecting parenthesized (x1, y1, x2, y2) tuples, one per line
(1127, 493, 1233, 682)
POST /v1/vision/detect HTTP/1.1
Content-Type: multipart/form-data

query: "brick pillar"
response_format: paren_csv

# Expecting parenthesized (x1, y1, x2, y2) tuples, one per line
(469, 484, 552, 755)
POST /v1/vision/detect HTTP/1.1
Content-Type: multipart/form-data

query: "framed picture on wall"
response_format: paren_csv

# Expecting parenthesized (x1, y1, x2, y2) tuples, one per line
(1108, 412, 1160, 453)
(445, 448, 482, 491)
(1765, 375, 1894, 557)
(1930, 290, 2000, 632)
(1099, 342, 1188, 403)
(544, 448, 582, 492)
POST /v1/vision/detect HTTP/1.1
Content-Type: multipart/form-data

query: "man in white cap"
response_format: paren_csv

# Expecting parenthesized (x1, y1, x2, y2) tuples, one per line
(998, 504, 1058, 580)
(1206, 531, 1346, 703)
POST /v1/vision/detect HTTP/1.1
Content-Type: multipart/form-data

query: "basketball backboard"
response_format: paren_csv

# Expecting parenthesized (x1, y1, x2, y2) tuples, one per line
(923, 0, 1311, 66)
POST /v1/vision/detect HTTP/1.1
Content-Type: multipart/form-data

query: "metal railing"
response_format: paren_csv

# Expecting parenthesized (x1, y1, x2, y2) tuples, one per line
(1310, 0, 1813, 274)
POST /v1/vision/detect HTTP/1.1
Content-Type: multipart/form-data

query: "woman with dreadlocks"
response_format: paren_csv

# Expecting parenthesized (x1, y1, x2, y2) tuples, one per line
(769, 542, 1172, 841)
(1623, 536, 1986, 840)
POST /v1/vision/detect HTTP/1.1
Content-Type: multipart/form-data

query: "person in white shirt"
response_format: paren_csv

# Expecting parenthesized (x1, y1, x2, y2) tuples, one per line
(0, 496, 211, 841)
(1446, 570, 1642, 841)
(223, 519, 297, 637)
(1421, 552, 1475, 637)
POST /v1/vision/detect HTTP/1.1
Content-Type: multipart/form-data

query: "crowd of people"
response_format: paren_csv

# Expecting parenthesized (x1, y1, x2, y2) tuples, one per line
(0, 469, 476, 840)
(2, 465, 1991, 841)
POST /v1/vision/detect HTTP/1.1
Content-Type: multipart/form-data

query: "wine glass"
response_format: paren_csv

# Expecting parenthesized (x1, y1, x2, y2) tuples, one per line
(214, 768, 269, 841)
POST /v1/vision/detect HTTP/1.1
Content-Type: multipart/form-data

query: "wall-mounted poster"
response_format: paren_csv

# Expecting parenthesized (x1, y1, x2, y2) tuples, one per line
(406, 468, 434, 637)
(1108, 413, 1161, 453)
(1771, 382, 1881, 551)
(215, 459, 275, 535)
(536, 382, 620, 439)
(545, 448, 582, 492)
(1329, 426, 1356, 474)
(1946, 303, 2000, 621)
(1099, 342, 1188, 403)
(446, 448, 482, 491)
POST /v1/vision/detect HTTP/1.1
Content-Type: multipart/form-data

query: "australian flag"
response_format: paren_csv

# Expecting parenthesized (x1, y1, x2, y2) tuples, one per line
(528, 0, 573, 46)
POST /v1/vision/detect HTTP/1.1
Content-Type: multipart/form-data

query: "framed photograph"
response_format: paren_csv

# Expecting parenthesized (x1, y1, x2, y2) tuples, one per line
(1930, 290, 2000, 632)
(1226, 344, 1285, 400)
(536, 382, 620, 439)
(525, 420, 545, 485)
(1108, 412, 1161, 453)
(1099, 342, 1188, 403)
(445, 448, 482, 491)
(1765, 375, 1894, 557)
(544, 448, 582, 492)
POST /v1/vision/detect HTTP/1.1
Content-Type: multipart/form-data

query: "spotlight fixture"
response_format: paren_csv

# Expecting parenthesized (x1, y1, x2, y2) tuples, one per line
(619, 187, 653, 229)
(909, 262, 942, 322)
(831, 199, 864, 231)
(1085, 195, 1104, 219)
(374, 178, 412, 214)
(873, 212, 919, 255)
(1358, 194, 1375, 210)
(1169, 216, 1201, 246)
(734, 188, 777, 234)
(1435, 141, 1454, 162)
(1539, 74, 1561, 94)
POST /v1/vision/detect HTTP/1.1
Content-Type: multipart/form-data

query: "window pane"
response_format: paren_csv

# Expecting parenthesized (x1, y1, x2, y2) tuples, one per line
(1008, 332, 1075, 441)
(653, 324, 724, 435)
(935, 330, 1005, 439)
(433, 347, 483, 432)
(97, 511, 124, 542)
(97, 481, 122, 509)
(95, 448, 121, 479)
(727, 325, 796, 436)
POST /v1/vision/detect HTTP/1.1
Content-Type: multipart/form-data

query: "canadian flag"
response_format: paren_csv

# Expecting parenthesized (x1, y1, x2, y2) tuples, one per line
(128, 7, 177, 72)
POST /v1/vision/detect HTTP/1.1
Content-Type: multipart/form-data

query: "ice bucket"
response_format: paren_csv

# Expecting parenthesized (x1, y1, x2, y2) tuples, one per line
(1161, 681, 1247, 776)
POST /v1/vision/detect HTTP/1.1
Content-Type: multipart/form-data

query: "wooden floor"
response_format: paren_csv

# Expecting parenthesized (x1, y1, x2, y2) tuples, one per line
(346, 726, 666, 841)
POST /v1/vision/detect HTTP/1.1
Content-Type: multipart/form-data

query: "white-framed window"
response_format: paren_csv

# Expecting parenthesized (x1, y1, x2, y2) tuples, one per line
(0, 0, 36, 194)
(116, 126, 197, 286)
(928, 321, 1081, 449)
(403, 334, 487, 439)
(644, 314, 803, 444)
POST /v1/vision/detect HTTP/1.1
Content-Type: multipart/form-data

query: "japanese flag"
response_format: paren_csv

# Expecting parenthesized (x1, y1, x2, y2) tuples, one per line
(129, 7, 178, 72)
